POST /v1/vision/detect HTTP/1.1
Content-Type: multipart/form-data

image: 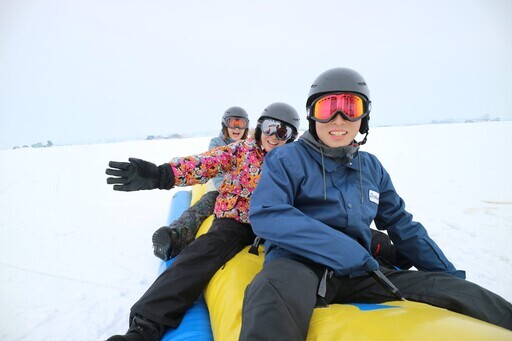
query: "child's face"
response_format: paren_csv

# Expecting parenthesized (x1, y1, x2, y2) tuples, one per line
(227, 127, 246, 140)
(260, 132, 288, 153)
(315, 114, 361, 148)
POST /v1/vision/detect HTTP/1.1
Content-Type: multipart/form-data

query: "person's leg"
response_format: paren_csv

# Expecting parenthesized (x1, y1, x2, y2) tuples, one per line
(239, 258, 319, 341)
(173, 190, 218, 241)
(329, 267, 512, 330)
(112, 219, 253, 340)
(153, 190, 219, 260)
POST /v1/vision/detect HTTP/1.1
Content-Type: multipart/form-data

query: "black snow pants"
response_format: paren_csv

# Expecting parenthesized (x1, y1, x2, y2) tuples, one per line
(130, 218, 255, 336)
(239, 258, 512, 340)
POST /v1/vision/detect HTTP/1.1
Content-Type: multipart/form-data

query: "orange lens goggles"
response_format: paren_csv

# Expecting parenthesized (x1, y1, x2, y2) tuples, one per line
(311, 93, 368, 123)
(224, 117, 248, 129)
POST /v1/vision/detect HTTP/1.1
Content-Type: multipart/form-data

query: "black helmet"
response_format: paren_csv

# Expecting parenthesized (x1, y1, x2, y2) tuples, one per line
(255, 102, 300, 143)
(221, 106, 249, 127)
(306, 68, 371, 137)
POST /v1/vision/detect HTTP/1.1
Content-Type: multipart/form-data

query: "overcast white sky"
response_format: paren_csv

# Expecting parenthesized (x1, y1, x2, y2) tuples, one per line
(1, 0, 511, 149)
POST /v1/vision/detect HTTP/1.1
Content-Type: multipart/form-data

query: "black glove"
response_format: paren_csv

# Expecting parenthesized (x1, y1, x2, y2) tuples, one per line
(370, 229, 412, 270)
(106, 157, 174, 191)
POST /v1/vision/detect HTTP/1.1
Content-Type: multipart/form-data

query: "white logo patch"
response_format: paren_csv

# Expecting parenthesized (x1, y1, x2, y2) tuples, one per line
(369, 190, 379, 204)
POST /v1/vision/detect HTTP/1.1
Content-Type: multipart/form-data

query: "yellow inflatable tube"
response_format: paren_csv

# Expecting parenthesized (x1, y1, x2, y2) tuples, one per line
(190, 185, 512, 340)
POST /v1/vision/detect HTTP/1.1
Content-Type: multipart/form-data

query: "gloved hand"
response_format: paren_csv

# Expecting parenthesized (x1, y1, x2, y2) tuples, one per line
(106, 157, 174, 191)
(370, 229, 413, 270)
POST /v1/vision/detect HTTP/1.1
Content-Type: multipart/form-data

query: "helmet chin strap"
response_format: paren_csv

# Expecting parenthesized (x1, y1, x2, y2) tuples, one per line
(354, 131, 368, 146)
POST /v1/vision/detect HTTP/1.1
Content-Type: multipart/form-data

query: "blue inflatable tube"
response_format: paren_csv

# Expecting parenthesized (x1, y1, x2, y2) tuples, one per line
(159, 190, 213, 341)
(167, 190, 192, 224)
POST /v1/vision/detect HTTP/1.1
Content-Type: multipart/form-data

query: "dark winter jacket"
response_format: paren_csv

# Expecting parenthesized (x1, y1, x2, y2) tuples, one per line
(249, 139, 465, 279)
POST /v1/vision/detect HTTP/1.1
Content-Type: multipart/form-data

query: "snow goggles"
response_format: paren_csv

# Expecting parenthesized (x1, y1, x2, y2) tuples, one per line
(260, 118, 294, 141)
(310, 93, 369, 123)
(223, 117, 249, 129)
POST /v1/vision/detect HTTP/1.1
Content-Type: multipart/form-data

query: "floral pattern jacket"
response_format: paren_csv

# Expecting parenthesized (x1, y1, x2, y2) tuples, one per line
(169, 138, 265, 224)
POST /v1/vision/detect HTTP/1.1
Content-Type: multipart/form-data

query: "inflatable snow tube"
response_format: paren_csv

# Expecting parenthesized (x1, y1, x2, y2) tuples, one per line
(167, 190, 192, 224)
(160, 189, 213, 341)
(166, 185, 512, 340)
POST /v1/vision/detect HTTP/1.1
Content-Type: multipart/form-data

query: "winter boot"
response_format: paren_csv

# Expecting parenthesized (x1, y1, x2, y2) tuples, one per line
(107, 315, 165, 341)
(152, 190, 219, 260)
(152, 226, 180, 261)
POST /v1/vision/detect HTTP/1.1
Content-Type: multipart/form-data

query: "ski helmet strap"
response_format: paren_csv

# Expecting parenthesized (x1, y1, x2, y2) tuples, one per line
(356, 132, 368, 146)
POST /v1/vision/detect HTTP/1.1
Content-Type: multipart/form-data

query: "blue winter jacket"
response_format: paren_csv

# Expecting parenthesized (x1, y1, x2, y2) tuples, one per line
(249, 139, 465, 279)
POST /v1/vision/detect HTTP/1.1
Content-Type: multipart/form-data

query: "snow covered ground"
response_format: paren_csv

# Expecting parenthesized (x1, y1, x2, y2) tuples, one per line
(0, 121, 511, 340)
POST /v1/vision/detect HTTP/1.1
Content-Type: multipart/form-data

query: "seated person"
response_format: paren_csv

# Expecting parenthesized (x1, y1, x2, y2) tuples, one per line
(152, 106, 249, 260)
(239, 68, 512, 340)
(105, 103, 300, 341)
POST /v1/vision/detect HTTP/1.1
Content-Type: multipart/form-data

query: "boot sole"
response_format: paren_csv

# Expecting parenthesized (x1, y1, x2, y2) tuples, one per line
(152, 227, 172, 261)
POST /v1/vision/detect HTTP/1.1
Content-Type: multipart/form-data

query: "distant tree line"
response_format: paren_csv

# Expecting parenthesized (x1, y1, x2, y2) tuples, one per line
(146, 134, 183, 140)
(12, 140, 53, 149)
(432, 114, 500, 125)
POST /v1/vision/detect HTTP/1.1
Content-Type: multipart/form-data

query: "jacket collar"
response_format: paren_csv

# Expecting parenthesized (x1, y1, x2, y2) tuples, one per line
(298, 139, 361, 173)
